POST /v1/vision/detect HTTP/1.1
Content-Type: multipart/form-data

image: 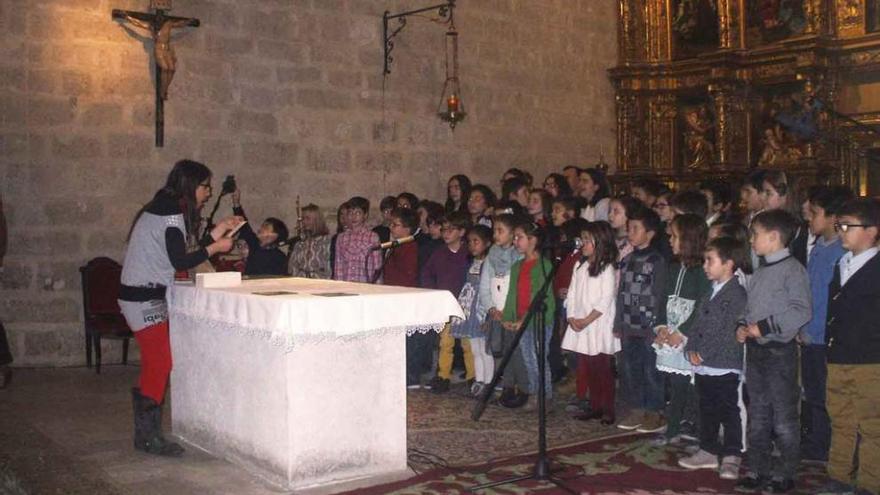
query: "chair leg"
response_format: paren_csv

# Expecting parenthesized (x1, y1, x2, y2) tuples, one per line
(86, 329, 93, 368)
(94, 333, 102, 374)
(122, 338, 130, 366)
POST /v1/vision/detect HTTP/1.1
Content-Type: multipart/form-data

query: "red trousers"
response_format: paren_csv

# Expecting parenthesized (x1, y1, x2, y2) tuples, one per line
(576, 353, 615, 415)
(134, 321, 172, 404)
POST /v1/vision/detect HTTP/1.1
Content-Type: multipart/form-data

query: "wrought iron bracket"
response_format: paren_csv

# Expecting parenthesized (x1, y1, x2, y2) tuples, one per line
(383, 0, 455, 75)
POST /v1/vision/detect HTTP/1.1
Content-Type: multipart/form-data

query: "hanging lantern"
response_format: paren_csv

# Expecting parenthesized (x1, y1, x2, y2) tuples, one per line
(437, 25, 466, 130)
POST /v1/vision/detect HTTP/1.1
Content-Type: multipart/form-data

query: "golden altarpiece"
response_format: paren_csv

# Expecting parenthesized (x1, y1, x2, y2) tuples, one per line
(610, 0, 880, 195)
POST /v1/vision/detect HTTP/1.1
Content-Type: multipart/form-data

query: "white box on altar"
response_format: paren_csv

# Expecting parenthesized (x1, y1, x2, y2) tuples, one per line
(168, 278, 462, 492)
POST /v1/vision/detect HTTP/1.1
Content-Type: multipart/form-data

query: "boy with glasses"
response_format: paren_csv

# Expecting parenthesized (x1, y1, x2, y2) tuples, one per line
(823, 198, 880, 494)
(421, 211, 473, 393)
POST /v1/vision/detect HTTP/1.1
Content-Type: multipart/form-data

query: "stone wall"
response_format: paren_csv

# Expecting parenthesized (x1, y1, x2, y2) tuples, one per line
(0, 0, 617, 366)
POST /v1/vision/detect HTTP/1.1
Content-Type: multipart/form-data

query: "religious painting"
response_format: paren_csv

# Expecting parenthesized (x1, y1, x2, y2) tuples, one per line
(677, 97, 716, 171)
(751, 83, 817, 168)
(672, 0, 719, 59)
(746, 0, 807, 45)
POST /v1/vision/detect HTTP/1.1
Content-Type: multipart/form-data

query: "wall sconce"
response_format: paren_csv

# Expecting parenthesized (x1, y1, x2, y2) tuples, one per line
(383, 0, 465, 130)
(437, 24, 466, 130)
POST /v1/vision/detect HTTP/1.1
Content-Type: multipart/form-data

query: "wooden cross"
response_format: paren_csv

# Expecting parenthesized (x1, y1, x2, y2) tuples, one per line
(112, 1, 200, 147)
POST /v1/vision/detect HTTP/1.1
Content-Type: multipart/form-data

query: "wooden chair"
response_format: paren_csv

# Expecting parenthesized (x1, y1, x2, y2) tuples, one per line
(79, 257, 133, 374)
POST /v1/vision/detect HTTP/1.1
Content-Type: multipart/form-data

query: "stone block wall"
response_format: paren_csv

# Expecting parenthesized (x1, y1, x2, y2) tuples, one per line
(0, 0, 617, 366)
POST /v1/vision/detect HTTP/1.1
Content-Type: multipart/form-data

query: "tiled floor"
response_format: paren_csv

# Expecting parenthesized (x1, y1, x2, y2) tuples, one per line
(0, 367, 611, 494)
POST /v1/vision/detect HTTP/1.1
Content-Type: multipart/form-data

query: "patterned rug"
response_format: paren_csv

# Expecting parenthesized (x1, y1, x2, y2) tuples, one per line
(406, 382, 613, 470)
(347, 431, 832, 495)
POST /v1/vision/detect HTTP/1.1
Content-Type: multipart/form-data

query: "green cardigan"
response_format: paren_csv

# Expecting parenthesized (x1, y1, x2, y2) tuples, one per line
(502, 257, 556, 330)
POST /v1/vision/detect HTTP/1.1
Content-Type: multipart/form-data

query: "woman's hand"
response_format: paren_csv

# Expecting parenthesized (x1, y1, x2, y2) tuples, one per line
(211, 215, 245, 241)
(207, 236, 235, 256)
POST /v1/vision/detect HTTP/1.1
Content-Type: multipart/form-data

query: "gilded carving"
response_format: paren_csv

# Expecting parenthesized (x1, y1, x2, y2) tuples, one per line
(837, 0, 865, 37)
(650, 94, 678, 170)
(682, 105, 716, 169)
(609, 0, 878, 190)
(803, 0, 825, 34)
(758, 124, 804, 166)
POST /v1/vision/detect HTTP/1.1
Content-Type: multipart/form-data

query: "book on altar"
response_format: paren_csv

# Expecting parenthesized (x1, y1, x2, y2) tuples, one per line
(195, 271, 242, 288)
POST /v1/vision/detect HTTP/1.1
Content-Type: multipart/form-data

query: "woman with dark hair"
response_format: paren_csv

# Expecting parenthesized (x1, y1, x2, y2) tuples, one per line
(119, 159, 240, 457)
(543, 173, 573, 199)
(578, 168, 611, 222)
(445, 174, 472, 213)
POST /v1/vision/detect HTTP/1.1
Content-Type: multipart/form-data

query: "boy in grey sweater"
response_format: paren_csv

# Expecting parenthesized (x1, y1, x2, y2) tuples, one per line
(735, 210, 811, 494)
(679, 237, 748, 480)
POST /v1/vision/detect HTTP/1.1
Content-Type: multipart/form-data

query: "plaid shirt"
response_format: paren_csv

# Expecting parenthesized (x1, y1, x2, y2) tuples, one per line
(333, 225, 381, 283)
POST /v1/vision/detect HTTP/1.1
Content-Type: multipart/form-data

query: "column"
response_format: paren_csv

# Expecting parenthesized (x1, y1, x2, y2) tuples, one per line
(709, 82, 749, 171)
(649, 93, 677, 172)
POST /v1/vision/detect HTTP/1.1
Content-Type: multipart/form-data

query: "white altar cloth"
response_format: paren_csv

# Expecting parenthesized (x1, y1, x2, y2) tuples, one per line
(167, 277, 463, 491)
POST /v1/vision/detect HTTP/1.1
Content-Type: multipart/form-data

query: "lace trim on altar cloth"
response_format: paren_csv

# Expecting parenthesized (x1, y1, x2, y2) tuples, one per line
(168, 310, 446, 353)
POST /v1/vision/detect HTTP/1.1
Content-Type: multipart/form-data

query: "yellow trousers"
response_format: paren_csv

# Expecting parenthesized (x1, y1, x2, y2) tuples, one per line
(437, 324, 474, 381)
(827, 363, 880, 493)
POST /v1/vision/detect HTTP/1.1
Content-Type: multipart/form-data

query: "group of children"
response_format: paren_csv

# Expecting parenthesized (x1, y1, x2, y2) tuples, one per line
(222, 166, 879, 495)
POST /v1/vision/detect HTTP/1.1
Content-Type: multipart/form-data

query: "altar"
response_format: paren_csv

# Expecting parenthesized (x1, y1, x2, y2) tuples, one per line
(167, 277, 463, 492)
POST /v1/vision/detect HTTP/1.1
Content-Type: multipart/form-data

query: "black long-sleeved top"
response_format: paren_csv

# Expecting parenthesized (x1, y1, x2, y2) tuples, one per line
(233, 206, 287, 276)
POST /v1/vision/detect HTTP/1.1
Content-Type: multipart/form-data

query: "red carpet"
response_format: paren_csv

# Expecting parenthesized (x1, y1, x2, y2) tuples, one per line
(341, 432, 831, 494)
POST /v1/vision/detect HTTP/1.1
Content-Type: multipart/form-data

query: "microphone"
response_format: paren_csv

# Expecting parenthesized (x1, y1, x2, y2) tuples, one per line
(277, 236, 300, 248)
(373, 235, 417, 250)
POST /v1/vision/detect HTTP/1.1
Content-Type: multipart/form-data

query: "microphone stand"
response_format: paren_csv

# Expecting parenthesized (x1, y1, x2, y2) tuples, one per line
(204, 191, 228, 235)
(469, 252, 577, 494)
(367, 230, 421, 285)
(368, 247, 391, 284)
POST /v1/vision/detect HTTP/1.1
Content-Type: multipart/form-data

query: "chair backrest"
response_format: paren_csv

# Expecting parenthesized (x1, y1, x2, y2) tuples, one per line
(80, 257, 123, 316)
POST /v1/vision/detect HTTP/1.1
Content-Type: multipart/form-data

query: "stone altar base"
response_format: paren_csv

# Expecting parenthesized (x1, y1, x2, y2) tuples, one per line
(170, 319, 408, 492)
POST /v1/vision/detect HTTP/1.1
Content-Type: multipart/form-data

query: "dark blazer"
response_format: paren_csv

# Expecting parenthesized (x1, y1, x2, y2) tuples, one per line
(685, 278, 748, 371)
(790, 222, 810, 267)
(826, 252, 880, 365)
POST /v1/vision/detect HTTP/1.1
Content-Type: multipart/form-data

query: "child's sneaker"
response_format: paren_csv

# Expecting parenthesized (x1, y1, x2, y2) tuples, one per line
(678, 449, 719, 470)
(766, 477, 795, 493)
(650, 434, 682, 447)
(428, 377, 450, 394)
(679, 420, 699, 442)
(718, 455, 740, 480)
(565, 398, 589, 414)
(636, 411, 667, 433)
(616, 410, 644, 430)
(734, 473, 769, 492)
(470, 381, 484, 396)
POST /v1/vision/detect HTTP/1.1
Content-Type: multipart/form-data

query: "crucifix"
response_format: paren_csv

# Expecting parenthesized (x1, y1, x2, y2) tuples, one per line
(112, 0, 200, 147)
